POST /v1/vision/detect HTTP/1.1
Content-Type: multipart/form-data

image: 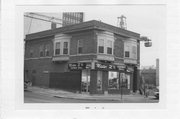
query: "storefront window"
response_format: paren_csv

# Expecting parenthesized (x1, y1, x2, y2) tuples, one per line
(120, 73, 130, 89)
(108, 71, 119, 90)
(97, 71, 102, 91)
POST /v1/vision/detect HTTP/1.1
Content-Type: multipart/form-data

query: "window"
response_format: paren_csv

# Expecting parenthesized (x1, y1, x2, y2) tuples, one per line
(107, 40, 113, 54)
(55, 42, 60, 55)
(124, 45, 130, 58)
(125, 51, 130, 57)
(39, 45, 44, 57)
(132, 46, 137, 59)
(45, 44, 50, 56)
(78, 40, 83, 54)
(120, 73, 130, 89)
(63, 42, 68, 54)
(98, 39, 104, 53)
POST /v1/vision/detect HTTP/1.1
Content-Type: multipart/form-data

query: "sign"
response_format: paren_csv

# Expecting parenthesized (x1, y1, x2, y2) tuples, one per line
(68, 63, 91, 70)
(95, 62, 125, 71)
(95, 63, 108, 70)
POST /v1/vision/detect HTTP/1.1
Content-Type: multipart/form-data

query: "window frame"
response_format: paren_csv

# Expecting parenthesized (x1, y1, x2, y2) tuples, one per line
(98, 39, 105, 54)
(77, 40, 83, 54)
(107, 40, 113, 55)
(97, 38, 114, 55)
(39, 45, 44, 57)
(55, 42, 61, 55)
(63, 41, 69, 55)
(54, 36, 70, 56)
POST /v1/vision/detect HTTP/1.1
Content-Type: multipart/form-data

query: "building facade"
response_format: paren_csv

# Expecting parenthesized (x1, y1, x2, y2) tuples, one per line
(24, 20, 140, 94)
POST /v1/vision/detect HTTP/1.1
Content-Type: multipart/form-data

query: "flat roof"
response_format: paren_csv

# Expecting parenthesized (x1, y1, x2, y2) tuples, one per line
(25, 20, 140, 41)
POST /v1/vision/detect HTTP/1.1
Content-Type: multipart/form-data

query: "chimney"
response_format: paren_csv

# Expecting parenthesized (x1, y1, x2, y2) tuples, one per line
(51, 22, 56, 29)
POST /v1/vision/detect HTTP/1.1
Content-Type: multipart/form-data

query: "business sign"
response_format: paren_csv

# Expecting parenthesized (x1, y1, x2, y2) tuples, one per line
(68, 63, 91, 70)
(95, 62, 125, 71)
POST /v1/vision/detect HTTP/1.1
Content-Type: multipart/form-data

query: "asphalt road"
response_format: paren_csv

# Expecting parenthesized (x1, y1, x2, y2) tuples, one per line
(24, 90, 159, 103)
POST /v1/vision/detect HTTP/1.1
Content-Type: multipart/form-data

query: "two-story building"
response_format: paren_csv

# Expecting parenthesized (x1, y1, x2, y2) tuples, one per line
(24, 20, 140, 94)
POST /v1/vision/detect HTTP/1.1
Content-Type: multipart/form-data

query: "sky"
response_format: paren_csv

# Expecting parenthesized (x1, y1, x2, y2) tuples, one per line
(24, 5, 166, 67)
(82, 5, 166, 67)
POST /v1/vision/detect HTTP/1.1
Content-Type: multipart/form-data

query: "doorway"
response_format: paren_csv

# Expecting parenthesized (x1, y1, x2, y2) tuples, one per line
(81, 69, 90, 93)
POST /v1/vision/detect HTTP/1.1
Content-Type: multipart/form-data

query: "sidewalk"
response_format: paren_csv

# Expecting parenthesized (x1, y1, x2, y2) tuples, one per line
(26, 86, 154, 102)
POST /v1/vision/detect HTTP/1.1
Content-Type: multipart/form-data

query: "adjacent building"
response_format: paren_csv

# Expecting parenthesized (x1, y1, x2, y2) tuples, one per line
(24, 20, 140, 94)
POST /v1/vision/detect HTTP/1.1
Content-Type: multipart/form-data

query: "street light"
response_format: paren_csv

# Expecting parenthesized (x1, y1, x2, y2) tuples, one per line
(140, 36, 152, 47)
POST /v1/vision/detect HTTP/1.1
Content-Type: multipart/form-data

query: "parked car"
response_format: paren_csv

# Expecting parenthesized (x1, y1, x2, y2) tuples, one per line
(24, 80, 32, 90)
(153, 87, 159, 99)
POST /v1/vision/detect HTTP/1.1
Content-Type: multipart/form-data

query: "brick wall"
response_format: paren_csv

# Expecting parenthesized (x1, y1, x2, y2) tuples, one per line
(49, 71, 81, 92)
(70, 30, 97, 55)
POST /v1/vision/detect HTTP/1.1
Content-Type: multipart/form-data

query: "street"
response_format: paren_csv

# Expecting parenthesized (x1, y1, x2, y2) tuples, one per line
(24, 90, 121, 103)
(24, 90, 159, 103)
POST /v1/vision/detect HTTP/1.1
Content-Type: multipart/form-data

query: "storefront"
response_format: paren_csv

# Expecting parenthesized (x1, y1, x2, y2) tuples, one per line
(68, 62, 135, 95)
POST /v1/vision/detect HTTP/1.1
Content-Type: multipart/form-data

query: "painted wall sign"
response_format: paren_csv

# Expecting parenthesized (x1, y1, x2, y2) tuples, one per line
(95, 62, 125, 71)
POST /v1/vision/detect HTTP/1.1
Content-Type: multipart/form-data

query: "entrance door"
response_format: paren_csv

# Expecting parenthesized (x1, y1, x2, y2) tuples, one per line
(81, 69, 90, 93)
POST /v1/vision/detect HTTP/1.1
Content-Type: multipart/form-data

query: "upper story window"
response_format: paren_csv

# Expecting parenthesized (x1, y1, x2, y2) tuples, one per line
(107, 40, 113, 54)
(97, 31, 114, 55)
(55, 42, 60, 55)
(39, 45, 44, 57)
(45, 44, 50, 56)
(125, 45, 130, 58)
(98, 39, 104, 53)
(124, 39, 137, 59)
(54, 34, 71, 56)
(98, 39, 114, 54)
(78, 40, 83, 54)
(63, 42, 68, 55)
(125, 51, 130, 57)
(132, 46, 137, 59)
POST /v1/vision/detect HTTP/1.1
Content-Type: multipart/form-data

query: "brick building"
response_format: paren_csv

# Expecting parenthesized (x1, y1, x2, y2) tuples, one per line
(24, 20, 140, 94)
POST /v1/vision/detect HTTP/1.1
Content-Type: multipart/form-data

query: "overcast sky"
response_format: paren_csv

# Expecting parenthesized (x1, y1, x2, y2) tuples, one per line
(83, 5, 166, 67)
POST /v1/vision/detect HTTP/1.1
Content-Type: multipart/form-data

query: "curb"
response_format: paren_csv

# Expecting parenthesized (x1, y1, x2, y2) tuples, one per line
(53, 95, 121, 101)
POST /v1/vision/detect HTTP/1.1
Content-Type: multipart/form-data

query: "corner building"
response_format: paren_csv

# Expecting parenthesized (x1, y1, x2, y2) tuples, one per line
(24, 20, 140, 94)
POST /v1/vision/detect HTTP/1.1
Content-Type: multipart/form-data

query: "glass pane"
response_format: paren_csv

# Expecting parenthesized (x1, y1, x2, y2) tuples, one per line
(56, 42, 60, 49)
(107, 40, 112, 48)
(99, 39, 104, 46)
(63, 48, 68, 54)
(64, 42, 68, 48)
(55, 49, 60, 55)
(81, 70, 90, 92)
(107, 47, 112, 54)
(97, 71, 102, 91)
(125, 51, 129, 57)
(108, 71, 119, 90)
(98, 46, 104, 53)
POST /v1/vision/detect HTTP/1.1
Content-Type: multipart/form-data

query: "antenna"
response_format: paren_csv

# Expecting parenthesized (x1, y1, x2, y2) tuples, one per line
(117, 15, 127, 30)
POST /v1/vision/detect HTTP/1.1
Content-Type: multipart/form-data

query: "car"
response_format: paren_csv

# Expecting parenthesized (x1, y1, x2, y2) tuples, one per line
(153, 87, 159, 99)
(24, 80, 32, 90)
